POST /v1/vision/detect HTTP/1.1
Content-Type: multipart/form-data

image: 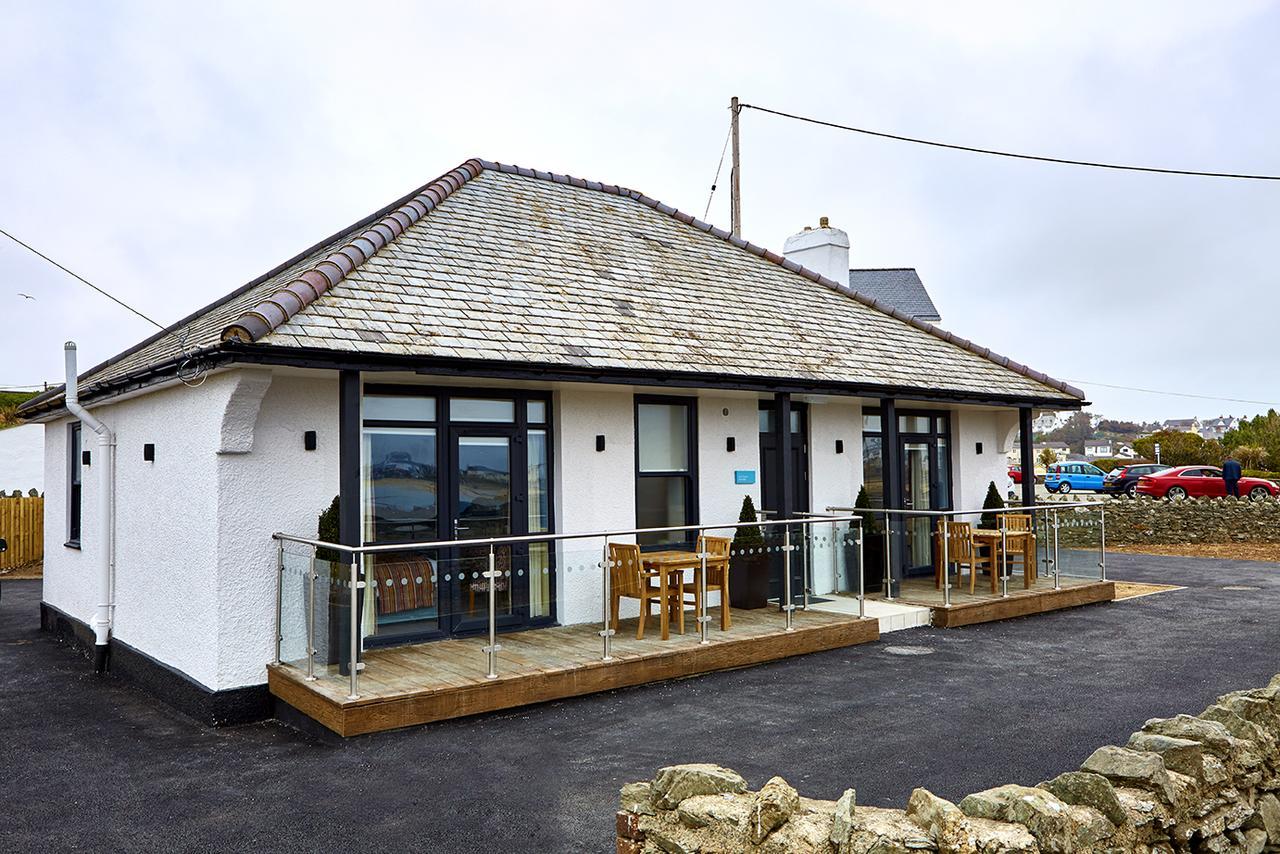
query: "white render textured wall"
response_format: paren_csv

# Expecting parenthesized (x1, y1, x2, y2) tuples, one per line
(41, 369, 339, 692)
(215, 371, 338, 688)
(42, 377, 228, 689)
(0, 423, 45, 493)
(952, 407, 1021, 514)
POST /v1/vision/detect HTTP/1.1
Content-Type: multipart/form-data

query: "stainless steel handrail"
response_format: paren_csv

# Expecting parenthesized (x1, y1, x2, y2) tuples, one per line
(273, 514, 868, 554)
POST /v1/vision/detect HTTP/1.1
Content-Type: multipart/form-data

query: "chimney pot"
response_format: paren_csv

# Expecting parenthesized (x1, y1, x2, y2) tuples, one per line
(819, 216, 829, 228)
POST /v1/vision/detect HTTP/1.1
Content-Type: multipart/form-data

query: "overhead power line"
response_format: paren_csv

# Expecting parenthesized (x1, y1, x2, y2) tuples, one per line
(740, 103, 1280, 181)
(702, 122, 733, 221)
(0, 227, 165, 329)
(1066, 379, 1280, 408)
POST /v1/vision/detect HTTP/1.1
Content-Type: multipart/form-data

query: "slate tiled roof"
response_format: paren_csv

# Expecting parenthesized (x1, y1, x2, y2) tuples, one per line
(23, 158, 1084, 413)
(848, 268, 941, 322)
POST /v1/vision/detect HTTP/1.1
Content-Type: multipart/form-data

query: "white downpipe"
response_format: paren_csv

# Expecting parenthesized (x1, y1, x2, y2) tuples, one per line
(63, 342, 115, 668)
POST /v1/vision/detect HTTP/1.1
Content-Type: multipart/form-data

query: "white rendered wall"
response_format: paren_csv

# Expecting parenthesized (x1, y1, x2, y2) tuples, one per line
(42, 377, 228, 689)
(0, 423, 44, 493)
(951, 407, 1020, 515)
(696, 396, 761, 537)
(552, 386, 638, 627)
(215, 371, 338, 689)
(41, 368, 340, 692)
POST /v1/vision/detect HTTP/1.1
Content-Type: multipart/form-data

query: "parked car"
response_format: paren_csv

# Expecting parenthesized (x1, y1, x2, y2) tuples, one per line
(1009, 464, 1043, 485)
(1044, 461, 1107, 493)
(1135, 466, 1280, 500)
(1102, 463, 1170, 496)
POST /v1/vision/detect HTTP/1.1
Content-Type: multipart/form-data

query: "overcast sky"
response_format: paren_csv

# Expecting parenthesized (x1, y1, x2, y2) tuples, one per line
(2, 1, 1277, 422)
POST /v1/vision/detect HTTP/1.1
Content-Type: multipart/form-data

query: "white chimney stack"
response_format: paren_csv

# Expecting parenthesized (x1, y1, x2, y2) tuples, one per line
(782, 216, 849, 285)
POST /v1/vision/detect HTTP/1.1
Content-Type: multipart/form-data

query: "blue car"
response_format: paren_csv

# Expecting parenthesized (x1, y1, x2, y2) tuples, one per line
(1044, 461, 1106, 494)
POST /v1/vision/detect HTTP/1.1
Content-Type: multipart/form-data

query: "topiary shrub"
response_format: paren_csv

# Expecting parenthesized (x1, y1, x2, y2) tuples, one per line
(981, 481, 1005, 530)
(853, 483, 882, 535)
(317, 495, 340, 563)
(732, 495, 764, 551)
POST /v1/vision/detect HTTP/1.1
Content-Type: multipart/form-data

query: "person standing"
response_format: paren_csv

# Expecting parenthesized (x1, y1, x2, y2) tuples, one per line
(1222, 455, 1243, 497)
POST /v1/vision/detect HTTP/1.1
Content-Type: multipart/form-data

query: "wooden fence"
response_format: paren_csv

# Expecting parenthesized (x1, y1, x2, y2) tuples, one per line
(0, 495, 43, 569)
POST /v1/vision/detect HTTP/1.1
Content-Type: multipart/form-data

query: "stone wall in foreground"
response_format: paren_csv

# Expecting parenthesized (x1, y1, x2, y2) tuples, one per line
(1053, 496, 1280, 547)
(615, 674, 1280, 853)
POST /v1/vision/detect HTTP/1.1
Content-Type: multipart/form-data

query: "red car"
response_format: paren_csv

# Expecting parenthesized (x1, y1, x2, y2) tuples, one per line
(1009, 464, 1023, 485)
(1135, 466, 1279, 500)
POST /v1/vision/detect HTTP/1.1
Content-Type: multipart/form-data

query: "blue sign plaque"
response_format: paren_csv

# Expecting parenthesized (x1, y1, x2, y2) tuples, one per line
(734, 470, 756, 485)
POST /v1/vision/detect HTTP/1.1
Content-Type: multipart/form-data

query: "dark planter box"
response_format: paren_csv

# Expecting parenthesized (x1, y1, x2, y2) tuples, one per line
(729, 550, 770, 609)
(858, 532, 885, 594)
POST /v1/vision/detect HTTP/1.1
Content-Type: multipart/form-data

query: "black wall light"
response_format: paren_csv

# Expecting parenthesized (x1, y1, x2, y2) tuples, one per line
(304, 430, 317, 451)
(143, 443, 155, 462)
(81, 450, 91, 466)
(835, 439, 844, 454)
(726, 436, 736, 453)
(596, 435, 606, 452)
(975, 442, 984, 455)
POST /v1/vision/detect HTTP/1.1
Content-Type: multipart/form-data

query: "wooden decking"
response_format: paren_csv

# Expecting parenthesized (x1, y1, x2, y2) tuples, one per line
(269, 606, 879, 736)
(893, 575, 1116, 628)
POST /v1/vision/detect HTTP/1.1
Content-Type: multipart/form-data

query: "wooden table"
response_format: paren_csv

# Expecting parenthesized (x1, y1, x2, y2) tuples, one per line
(641, 550, 704, 639)
(970, 529, 1036, 592)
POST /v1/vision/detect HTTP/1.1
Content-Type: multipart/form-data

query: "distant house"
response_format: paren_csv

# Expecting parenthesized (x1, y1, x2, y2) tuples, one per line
(1083, 439, 1112, 459)
(1163, 418, 1201, 435)
(1198, 416, 1239, 441)
(1115, 444, 1137, 460)
(847, 268, 941, 322)
(0, 422, 44, 493)
(1032, 411, 1064, 434)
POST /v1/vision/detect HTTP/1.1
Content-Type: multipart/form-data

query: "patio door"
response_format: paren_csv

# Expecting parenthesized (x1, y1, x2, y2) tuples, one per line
(897, 413, 952, 575)
(445, 430, 526, 635)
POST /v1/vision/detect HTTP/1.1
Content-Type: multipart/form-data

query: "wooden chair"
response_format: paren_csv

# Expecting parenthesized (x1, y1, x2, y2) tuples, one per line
(935, 522, 992, 593)
(677, 536, 733, 631)
(1000, 514, 1036, 585)
(608, 542, 680, 640)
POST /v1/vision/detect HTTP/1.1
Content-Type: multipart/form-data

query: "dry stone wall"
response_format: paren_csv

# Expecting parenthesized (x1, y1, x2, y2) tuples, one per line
(615, 674, 1280, 853)
(1052, 497, 1280, 547)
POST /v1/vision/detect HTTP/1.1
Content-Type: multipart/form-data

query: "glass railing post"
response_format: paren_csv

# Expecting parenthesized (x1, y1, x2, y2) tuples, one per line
(1052, 508, 1061, 587)
(348, 554, 361, 700)
(1000, 516, 1009, 598)
(305, 556, 317, 682)
(782, 526, 795, 632)
(483, 543, 500, 679)
(600, 537, 614, 662)
(1099, 507, 1107, 581)
(941, 514, 951, 607)
(856, 521, 865, 619)
(698, 527, 709, 645)
(273, 539, 284, 666)
(882, 515, 894, 601)
(801, 521, 811, 611)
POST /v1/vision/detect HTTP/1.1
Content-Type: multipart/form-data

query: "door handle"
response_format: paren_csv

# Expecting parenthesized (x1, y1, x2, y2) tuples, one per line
(453, 518, 469, 536)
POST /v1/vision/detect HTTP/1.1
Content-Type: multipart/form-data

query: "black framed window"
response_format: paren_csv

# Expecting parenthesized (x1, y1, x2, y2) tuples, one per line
(635, 396, 698, 548)
(67, 422, 82, 546)
(862, 408, 953, 510)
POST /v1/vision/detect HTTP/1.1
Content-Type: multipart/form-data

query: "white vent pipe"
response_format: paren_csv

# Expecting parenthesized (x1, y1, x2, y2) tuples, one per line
(63, 342, 115, 671)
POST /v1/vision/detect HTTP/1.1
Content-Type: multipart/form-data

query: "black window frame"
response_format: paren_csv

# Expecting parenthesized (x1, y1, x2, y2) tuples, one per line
(66, 422, 82, 548)
(359, 383, 558, 643)
(633, 394, 699, 549)
(862, 407, 954, 511)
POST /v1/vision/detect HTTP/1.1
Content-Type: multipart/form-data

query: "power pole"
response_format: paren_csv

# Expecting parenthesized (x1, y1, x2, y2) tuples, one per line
(730, 96, 742, 237)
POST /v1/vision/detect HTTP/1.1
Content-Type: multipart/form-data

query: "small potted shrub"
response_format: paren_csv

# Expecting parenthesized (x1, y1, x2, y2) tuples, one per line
(851, 484, 885, 593)
(981, 481, 1005, 530)
(729, 495, 770, 609)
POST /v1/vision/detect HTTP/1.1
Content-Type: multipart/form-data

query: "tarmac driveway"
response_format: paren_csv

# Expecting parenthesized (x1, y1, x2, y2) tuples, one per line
(1, 553, 1276, 852)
